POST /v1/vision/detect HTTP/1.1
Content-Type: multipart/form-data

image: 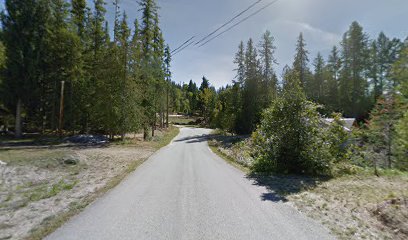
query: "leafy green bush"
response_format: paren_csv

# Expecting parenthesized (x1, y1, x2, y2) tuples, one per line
(252, 77, 335, 175)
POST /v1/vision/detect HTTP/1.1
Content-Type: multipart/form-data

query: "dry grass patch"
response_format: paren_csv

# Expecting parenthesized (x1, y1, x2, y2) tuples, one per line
(0, 127, 179, 240)
(287, 174, 408, 240)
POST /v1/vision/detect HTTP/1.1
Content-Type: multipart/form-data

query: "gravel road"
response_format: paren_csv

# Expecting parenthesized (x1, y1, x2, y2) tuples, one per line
(46, 127, 334, 240)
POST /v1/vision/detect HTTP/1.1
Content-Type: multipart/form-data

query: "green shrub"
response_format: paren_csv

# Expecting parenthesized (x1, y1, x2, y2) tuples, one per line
(251, 78, 333, 176)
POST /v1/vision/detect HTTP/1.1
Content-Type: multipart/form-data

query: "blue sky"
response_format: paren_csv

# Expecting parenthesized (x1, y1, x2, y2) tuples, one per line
(2, 0, 408, 88)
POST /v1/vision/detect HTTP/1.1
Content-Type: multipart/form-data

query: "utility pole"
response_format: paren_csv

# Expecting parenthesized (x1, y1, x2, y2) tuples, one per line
(166, 79, 169, 128)
(59, 81, 65, 136)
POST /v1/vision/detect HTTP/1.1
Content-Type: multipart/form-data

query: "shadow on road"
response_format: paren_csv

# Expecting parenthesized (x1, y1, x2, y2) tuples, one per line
(174, 134, 219, 144)
(247, 174, 328, 202)
(176, 132, 329, 203)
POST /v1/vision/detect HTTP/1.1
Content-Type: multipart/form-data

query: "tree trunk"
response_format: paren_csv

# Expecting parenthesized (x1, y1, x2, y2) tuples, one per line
(151, 123, 155, 137)
(387, 124, 392, 169)
(143, 126, 149, 140)
(15, 99, 22, 138)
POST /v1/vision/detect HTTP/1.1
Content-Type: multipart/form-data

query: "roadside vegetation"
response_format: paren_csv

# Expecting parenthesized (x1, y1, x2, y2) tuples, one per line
(0, 0, 407, 239)
(208, 21, 408, 240)
(0, 0, 192, 141)
(0, 2, 184, 238)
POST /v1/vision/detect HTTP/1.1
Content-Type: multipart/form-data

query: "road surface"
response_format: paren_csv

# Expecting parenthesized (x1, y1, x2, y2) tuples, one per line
(46, 127, 334, 240)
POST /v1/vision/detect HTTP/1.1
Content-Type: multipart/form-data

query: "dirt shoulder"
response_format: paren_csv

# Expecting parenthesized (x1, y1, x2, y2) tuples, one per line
(0, 127, 179, 240)
(209, 135, 408, 240)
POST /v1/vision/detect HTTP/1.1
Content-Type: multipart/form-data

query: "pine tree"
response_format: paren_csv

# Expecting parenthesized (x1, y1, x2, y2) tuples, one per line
(293, 32, 310, 89)
(326, 46, 341, 111)
(239, 38, 261, 134)
(234, 41, 246, 87)
(113, 0, 121, 42)
(118, 12, 132, 138)
(365, 93, 406, 169)
(87, 0, 108, 131)
(1, 0, 50, 137)
(186, 79, 198, 114)
(138, 0, 167, 138)
(198, 79, 216, 124)
(152, 11, 165, 133)
(232, 41, 245, 133)
(164, 45, 171, 127)
(310, 52, 325, 104)
(199, 76, 210, 91)
(71, 0, 87, 38)
(339, 21, 370, 118)
(258, 30, 278, 106)
(393, 45, 408, 169)
(369, 40, 381, 100)
(43, 0, 81, 131)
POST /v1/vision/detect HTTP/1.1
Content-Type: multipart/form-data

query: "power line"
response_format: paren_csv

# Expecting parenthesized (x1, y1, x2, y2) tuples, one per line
(171, 36, 195, 53)
(194, 0, 263, 46)
(198, 0, 279, 48)
(172, 40, 196, 56)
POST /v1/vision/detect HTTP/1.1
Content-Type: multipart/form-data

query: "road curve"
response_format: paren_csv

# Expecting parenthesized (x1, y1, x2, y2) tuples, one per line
(46, 127, 334, 240)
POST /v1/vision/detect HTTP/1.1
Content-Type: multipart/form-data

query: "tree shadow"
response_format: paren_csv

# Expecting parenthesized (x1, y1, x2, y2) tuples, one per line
(0, 134, 110, 150)
(176, 132, 329, 203)
(246, 173, 329, 202)
(174, 134, 220, 144)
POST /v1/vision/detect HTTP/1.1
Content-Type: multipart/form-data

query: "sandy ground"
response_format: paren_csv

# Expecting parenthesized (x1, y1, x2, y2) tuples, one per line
(287, 176, 408, 240)
(0, 142, 155, 239)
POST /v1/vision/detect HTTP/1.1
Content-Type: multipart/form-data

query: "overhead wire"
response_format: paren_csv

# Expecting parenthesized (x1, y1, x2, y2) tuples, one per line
(172, 40, 196, 56)
(171, 36, 196, 53)
(198, 0, 279, 48)
(194, 0, 263, 46)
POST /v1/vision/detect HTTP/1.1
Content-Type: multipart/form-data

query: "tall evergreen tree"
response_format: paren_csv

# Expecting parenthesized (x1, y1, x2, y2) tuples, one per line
(293, 32, 310, 89)
(326, 46, 341, 111)
(234, 41, 246, 87)
(240, 38, 261, 134)
(1, 0, 50, 137)
(310, 52, 325, 104)
(369, 40, 381, 100)
(152, 11, 165, 133)
(164, 44, 171, 127)
(393, 45, 408, 169)
(339, 21, 370, 118)
(43, 0, 81, 131)
(113, 0, 121, 42)
(139, 0, 161, 139)
(87, 0, 109, 131)
(199, 76, 210, 92)
(186, 79, 198, 114)
(258, 30, 278, 105)
(71, 0, 87, 38)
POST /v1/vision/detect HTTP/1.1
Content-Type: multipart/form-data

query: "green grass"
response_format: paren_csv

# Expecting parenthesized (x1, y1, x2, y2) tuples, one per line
(0, 148, 72, 168)
(208, 141, 250, 174)
(25, 180, 77, 202)
(168, 116, 197, 125)
(153, 126, 180, 149)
